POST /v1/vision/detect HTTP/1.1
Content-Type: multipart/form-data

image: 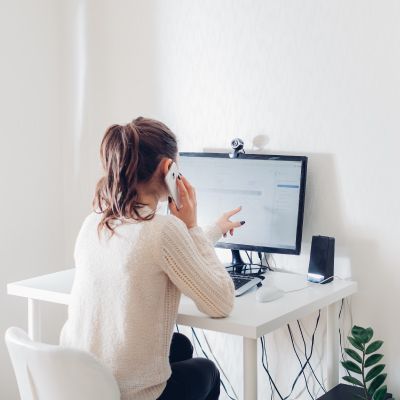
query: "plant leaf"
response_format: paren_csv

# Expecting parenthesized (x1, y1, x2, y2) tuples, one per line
(348, 336, 364, 351)
(365, 354, 384, 368)
(352, 326, 373, 344)
(373, 385, 387, 400)
(366, 364, 385, 382)
(352, 326, 367, 342)
(344, 348, 363, 363)
(341, 360, 362, 374)
(366, 341, 383, 355)
(343, 375, 364, 387)
(352, 326, 366, 337)
(364, 328, 374, 343)
(368, 373, 387, 397)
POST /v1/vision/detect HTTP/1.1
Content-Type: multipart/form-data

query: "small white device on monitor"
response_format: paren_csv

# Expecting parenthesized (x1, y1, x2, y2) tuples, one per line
(164, 162, 182, 209)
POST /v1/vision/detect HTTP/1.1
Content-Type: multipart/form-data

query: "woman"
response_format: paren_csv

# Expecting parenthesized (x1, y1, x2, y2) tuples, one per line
(60, 117, 244, 400)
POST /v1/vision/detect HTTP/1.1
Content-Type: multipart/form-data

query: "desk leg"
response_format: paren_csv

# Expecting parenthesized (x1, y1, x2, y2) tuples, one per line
(326, 301, 339, 389)
(243, 337, 257, 400)
(28, 298, 41, 341)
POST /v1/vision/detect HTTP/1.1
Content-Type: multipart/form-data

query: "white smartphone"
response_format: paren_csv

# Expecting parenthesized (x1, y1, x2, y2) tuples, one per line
(165, 162, 182, 209)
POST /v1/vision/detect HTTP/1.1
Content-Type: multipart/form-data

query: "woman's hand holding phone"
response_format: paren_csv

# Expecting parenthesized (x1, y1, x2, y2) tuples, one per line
(168, 175, 198, 229)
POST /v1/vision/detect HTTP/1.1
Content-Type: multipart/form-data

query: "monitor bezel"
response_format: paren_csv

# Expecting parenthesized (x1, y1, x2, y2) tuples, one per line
(179, 152, 308, 255)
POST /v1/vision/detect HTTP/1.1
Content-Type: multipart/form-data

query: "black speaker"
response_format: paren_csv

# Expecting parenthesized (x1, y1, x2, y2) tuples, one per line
(307, 235, 335, 283)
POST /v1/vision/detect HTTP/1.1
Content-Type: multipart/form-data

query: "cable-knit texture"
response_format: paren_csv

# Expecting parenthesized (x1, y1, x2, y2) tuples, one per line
(59, 211, 234, 400)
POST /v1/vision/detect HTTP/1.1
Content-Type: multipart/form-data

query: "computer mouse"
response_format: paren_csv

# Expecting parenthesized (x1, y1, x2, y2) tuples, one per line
(256, 285, 284, 303)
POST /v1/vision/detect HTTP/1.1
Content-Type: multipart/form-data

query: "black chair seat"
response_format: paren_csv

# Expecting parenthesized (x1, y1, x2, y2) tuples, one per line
(317, 384, 392, 399)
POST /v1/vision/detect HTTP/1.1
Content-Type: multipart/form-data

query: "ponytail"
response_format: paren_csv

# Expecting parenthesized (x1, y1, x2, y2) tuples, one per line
(93, 117, 177, 235)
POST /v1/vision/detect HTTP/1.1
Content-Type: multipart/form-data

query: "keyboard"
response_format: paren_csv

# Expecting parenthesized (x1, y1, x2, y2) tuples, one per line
(229, 273, 262, 297)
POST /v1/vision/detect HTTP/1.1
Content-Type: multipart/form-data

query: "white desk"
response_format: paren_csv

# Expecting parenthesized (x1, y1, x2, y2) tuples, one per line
(7, 269, 357, 400)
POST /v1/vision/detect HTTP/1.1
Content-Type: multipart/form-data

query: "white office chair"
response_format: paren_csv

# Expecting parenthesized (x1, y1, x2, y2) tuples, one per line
(5, 327, 121, 400)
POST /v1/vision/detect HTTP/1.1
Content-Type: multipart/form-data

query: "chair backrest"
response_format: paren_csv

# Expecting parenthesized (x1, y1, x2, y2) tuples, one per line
(5, 327, 120, 400)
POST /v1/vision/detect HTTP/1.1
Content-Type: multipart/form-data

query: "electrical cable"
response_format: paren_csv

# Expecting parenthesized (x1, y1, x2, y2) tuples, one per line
(191, 329, 235, 400)
(339, 298, 353, 379)
(262, 336, 275, 400)
(267, 254, 273, 270)
(175, 325, 236, 398)
(190, 328, 236, 400)
(287, 324, 314, 399)
(297, 319, 326, 394)
(260, 336, 284, 400)
(347, 298, 353, 328)
(259, 311, 324, 400)
(191, 328, 199, 357)
(269, 254, 278, 269)
(244, 251, 252, 269)
(245, 250, 252, 265)
(226, 251, 262, 275)
(297, 320, 326, 393)
(317, 275, 345, 284)
(237, 251, 266, 275)
(339, 298, 344, 319)
(257, 252, 264, 275)
(263, 253, 270, 269)
(282, 310, 321, 400)
(282, 285, 312, 294)
(201, 330, 239, 400)
(263, 253, 274, 272)
(280, 275, 347, 295)
(261, 336, 278, 400)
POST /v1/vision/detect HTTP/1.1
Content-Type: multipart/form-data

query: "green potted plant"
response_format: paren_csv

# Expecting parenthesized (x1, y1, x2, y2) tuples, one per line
(341, 326, 392, 400)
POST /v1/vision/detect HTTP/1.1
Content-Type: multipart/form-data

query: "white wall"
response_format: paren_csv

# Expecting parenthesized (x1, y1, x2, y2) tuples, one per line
(0, 1, 66, 399)
(2, 0, 400, 398)
(61, 0, 159, 261)
(151, 1, 400, 397)
(62, 0, 400, 398)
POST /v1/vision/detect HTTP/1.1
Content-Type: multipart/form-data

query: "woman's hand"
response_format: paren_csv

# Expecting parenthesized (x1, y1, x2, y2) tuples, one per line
(216, 206, 245, 237)
(168, 175, 197, 229)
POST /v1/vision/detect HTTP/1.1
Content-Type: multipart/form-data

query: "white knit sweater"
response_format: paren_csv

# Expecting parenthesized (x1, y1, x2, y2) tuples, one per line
(59, 210, 235, 400)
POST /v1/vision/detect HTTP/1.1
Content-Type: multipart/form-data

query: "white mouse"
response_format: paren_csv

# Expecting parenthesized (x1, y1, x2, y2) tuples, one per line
(256, 285, 284, 303)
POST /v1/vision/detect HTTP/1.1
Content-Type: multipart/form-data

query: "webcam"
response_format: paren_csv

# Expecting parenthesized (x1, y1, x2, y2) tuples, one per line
(229, 138, 245, 158)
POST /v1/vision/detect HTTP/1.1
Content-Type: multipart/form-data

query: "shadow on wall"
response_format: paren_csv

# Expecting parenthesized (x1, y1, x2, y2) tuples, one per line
(62, 0, 160, 268)
(203, 137, 363, 279)
(203, 138, 347, 242)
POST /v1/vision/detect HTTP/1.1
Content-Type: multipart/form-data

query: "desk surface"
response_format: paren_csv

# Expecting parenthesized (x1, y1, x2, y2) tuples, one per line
(7, 269, 357, 339)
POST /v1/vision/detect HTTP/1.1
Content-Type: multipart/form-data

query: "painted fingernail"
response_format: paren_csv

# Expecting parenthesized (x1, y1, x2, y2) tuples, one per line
(168, 196, 172, 203)
(240, 221, 245, 225)
(178, 175, 181, 180)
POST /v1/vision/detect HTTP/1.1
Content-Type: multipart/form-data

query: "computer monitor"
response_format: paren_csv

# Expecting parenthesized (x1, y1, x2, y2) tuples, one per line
(178, 153, 307, 260)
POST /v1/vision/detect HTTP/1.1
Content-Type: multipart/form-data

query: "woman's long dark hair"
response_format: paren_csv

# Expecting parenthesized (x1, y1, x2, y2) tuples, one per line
(93, 116, 177, 235)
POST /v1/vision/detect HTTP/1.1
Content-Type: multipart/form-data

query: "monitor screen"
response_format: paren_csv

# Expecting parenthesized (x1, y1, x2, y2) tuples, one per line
(178, 153, 307, 255)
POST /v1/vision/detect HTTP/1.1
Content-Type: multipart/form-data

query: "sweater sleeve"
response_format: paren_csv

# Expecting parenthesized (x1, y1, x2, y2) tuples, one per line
(202, 224, 223, 245)
(158, 216, 234, 318)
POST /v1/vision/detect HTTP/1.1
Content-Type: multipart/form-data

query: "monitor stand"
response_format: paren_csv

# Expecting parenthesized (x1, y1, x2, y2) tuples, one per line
(229, 250, 265, 275)
(230, 250, 245, 273)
